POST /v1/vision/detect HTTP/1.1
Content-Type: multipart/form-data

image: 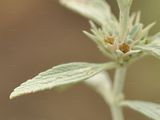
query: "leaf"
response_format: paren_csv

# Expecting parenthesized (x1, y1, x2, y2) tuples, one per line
(135, 37, 160, 59)
(135, 45, 160, 58)
(60, 0, 112, 25)
(10, 62, 117, 99)
(121, 100, 160, 120)
(142, 22, 155, 37)
(85, 71, 113, 104)
(129, 24, 142, 40)
(55, 83, 76, 92)
(152, 32, 160, 41)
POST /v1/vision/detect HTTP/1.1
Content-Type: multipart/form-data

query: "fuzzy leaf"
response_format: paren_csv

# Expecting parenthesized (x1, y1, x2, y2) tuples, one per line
(129, 24, 142, 40)
(60, 0, 112, 25)
(10, 62, 117, 99)
(121, 100, 160, 120)
(135, 33, 160, 58)
(135, 44, 160, 58)
(85, 71, 113, 104)
(85, 72, 111, 89)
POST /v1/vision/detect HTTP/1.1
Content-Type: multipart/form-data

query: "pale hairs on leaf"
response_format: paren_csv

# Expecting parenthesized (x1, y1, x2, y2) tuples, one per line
(10, 62, 117, 99)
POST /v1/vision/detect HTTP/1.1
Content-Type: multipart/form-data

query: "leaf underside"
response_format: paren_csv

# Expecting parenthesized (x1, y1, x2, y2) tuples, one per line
(136, 44, 160, 59)
(136, 32, 160, 59)
(122, 100, 160, 120)
(85, 71, 112, 103)
(60, 0, 112, 25)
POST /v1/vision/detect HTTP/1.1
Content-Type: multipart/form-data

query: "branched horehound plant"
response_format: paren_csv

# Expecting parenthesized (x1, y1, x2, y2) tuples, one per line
(10, 0, 160, 120)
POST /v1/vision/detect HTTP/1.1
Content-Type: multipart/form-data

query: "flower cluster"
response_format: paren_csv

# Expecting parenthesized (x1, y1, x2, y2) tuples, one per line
(84, 14, 155, 63)
(61, 0, 160, 64)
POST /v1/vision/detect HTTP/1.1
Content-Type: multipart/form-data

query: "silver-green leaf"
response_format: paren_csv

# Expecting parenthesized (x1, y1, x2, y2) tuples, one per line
(135, 33, 160, 58)
(121, 100, 160, 120)
(10, 62, 117, 99)
(85, 71, 113, 104)
(135, 45, 160, 59)
(60, 0, 112, 25)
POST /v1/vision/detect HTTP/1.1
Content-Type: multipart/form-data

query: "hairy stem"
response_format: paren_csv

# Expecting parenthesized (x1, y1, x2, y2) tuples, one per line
(110, 66, 127, 120)
(113, 66, 127, 96)
(111, 106, 124, 120)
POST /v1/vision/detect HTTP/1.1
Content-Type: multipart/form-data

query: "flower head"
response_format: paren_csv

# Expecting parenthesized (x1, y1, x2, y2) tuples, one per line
(60, 0, 160, 64)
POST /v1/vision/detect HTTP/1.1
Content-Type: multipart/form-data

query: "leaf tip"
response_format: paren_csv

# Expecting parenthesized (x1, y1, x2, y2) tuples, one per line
(59, 0, 71, 5)
(9, 88, 32, 99)
(9, 91, 18, 99)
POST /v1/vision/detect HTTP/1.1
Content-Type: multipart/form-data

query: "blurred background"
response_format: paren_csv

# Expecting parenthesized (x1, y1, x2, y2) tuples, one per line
(0, 0, 160, 120)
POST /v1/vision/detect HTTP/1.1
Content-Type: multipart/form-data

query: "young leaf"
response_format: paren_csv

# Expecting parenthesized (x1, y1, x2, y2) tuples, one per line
(129, 24, 142, 40)
(135, 40, 160, 59)
(134, 32, 160, 58)
(10, 62, 117, 99)
(85, 71, 113, 104)
(121, 100, 160, 120)
(85, 71, 112, 91)
(60, 0, 112, 25)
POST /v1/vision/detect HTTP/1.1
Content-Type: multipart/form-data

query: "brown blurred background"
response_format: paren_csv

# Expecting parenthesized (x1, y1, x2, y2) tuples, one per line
(0, 0, 160, 120)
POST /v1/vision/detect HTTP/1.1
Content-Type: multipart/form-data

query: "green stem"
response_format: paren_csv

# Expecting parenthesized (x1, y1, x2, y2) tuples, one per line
(113, 66, 127, 96)
(110, 66, 127, 120)
(111, 106, 124, 120)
